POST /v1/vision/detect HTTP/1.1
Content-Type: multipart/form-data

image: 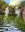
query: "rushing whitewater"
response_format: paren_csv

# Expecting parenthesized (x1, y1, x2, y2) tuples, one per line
(5, 7, 9, 16)
(15, 7, 20, 16)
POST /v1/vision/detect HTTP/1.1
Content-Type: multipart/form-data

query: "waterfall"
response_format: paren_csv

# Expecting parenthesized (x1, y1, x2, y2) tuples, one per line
(15, 7, 20, 16)
(3, 7, 22, 32)
(3, 7, 9, 26)
(5, 7, 9, 16)
(3, 7, 14, 27)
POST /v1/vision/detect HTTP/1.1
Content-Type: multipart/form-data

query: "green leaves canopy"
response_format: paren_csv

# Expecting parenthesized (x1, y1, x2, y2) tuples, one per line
(19, 1, 25, 8)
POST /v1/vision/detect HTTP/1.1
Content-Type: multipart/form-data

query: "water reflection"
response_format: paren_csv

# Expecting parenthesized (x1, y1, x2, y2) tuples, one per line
(3, 26, 22, 32)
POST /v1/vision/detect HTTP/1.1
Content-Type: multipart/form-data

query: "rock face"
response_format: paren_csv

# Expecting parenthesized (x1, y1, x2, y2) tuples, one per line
(22, 7, 25, 22)
(0, 9, 5, 15)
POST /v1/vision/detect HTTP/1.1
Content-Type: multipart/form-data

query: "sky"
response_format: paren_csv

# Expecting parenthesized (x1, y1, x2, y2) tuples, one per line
(9, 0, 20, 6)
(4, 0, 25, 6)
(4, 0, 12, 3)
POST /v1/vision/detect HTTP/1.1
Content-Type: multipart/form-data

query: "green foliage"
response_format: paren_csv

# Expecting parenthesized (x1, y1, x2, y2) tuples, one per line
(5, 15, 25, 31)
(4, 15, 25, 30)
(0, 15, 4, 26)
(0, 14, 25, 32)
(19, 1, 25, 8)
(0, 0, 9, 10)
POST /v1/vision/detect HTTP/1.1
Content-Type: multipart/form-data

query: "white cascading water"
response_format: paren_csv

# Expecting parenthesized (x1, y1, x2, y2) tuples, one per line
(5, 7, 9, 16)
(15, 7, 20, 16)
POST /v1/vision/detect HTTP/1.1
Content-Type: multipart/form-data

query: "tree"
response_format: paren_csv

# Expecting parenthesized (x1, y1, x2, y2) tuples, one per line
(0, 0, 9, 10)
(18, 1, 25, 32)
(18, 1, 25, 17)
(0, 0, 9, 26)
